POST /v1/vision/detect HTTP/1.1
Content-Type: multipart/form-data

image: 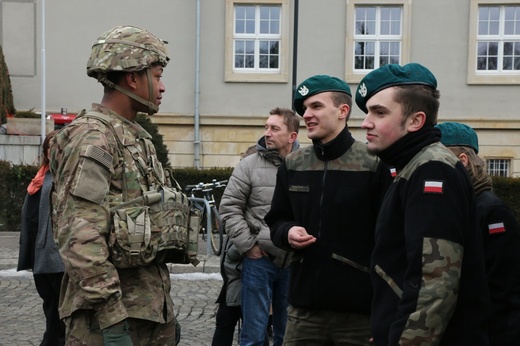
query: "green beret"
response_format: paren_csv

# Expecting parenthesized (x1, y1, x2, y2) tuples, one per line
(435, 122, 479, 154)
(355, 63, 437, 113)
(294, 75, 351, 116)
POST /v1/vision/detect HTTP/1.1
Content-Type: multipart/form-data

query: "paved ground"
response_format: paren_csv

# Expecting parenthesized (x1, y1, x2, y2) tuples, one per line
(0, 232, 233, 346)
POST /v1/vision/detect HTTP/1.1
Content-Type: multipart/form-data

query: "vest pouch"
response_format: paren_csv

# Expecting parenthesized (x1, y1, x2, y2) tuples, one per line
(151, 186, 200, 266)
(110, 205, 160, 268)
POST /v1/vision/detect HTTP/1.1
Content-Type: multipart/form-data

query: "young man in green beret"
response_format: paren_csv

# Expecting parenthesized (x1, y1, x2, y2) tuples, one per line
(265, 75, 389, 345)
(436, 122, 520, 346)
(357, 63, 490, 345)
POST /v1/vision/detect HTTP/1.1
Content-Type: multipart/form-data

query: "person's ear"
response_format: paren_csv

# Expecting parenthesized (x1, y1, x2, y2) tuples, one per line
(288, 131, 297, 143)
(125, 72, 138, 90)
(406, 112, 426, 132)
(338, 104, 350, 120)
(458, 153, 469, 167)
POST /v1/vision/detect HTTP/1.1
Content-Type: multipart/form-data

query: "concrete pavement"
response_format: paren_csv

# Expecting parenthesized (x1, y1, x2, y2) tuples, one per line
(0, 232, 231, 345)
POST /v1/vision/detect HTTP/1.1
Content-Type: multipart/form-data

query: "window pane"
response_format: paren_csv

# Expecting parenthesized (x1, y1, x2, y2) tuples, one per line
(245, 55, 254, 68)
(354, 41, 375, 69)
(479, 6, 500, 35)
(260, 6, 280, 34)
(380, 7, 401, 35)
(235, 5, 255, 34)
(270, 55, 279, 68)
(504, 6, 520, 35)
(487, 159, 510, 177)
(356, 7, 376, 35)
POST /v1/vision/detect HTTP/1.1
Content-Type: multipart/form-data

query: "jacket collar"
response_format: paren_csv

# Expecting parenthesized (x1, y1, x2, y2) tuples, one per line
(312, 125, 354, 161)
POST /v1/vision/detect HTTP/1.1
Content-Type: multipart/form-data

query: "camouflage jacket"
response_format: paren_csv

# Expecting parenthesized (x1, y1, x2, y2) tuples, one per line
(370, 128, 490, 345)
(266, 126, 387, 314)
(50, 104, 174, 329)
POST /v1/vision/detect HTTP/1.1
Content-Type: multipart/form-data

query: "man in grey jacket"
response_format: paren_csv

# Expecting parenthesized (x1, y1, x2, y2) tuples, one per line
(219, 107, 300, 346)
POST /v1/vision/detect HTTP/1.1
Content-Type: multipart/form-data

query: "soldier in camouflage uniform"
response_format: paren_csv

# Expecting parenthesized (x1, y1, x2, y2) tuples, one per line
(50, 26, 177, 345)
(265, 75, 389, 345)
(357, 63, 490, 345)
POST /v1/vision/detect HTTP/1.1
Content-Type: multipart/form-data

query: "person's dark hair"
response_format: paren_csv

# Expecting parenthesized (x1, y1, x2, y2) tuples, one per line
(331, 92, 353, 121)
(394, 85, 440, 127)
(270, 107, 300, 133)
(42, 130, 58, 167)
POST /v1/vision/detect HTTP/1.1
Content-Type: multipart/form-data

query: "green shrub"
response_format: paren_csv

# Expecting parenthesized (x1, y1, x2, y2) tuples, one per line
(0, 161, 38, 231)
(14, 109, 40, 119)
(0, 161, 232, 232)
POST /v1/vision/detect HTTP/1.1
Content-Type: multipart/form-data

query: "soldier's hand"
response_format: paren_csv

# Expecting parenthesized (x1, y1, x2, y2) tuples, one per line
(103, 320, 133, 346)
(288, 226, 316, 249)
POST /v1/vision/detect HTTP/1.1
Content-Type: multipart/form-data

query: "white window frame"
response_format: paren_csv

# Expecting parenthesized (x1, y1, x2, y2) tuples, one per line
(486, 157, 511, 177)
(225, 0, 289, 83)
(468, 0, 520, 84)
(345, 0, 411, 84)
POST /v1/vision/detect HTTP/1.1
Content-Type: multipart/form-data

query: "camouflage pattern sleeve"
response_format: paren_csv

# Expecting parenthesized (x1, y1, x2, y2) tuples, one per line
(399, 237, 463, 345)
(51, 124, 128, 329)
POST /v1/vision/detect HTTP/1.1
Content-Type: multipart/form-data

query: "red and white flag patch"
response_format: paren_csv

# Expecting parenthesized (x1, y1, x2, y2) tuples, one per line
(390, 167, 397, 178)
(423, 180, 443, 194)
(488, 222, 506, 234)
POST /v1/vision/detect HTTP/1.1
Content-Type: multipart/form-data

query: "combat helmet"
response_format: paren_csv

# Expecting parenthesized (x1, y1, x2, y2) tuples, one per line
(86, 25, 170, 115)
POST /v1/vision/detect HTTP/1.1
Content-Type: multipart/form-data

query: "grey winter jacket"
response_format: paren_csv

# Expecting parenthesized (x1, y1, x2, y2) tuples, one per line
(219, 138, 298, 268)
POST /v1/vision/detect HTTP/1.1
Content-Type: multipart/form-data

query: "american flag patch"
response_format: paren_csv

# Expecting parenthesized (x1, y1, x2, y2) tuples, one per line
(390, 168, 397, 178)
(423, 181, 443, 194)
(488, 222, 506, 234)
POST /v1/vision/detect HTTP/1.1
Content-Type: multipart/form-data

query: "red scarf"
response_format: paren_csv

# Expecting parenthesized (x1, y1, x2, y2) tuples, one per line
(27, 165, 49, 195)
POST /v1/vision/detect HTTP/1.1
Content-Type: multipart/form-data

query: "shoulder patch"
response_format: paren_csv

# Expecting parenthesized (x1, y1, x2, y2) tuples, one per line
(488, 222, 506, 235)
(82, 145, 113, 172)
(423, 180, 443, 194)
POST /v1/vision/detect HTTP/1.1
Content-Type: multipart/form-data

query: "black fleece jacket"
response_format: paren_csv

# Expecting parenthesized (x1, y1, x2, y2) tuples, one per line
(266, 126, 389, 314)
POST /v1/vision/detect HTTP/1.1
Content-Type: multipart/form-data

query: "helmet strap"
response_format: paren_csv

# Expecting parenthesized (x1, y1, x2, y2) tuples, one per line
(98, 72, 159, 115)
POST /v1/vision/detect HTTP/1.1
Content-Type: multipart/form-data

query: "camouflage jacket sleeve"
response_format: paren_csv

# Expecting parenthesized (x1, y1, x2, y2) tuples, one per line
(51, 124, 128, 329)
(392, 162, 466, 344)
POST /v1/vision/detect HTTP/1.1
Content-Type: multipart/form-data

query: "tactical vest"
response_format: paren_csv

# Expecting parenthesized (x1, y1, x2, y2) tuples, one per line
(78, 110, 200, 268)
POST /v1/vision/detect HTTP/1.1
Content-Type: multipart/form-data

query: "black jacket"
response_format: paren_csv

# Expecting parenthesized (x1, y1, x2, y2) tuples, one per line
(266, 126, 387, 314)
(370, 127, 490, 345)
(477, 190, 520, 345)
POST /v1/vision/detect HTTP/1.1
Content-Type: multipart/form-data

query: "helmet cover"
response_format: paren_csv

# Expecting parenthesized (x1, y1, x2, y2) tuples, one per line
(87, 25, 169, 79)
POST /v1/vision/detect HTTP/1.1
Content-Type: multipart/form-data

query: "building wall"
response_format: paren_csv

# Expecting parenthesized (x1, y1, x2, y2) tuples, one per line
(1, 0, 519, 174)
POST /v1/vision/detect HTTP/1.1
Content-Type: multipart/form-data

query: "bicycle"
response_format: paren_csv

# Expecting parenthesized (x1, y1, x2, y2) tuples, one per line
(184, 179, 228, 256)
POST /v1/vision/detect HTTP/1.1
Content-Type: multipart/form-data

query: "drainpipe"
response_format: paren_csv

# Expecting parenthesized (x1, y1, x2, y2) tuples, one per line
(291, 0, 299, 107)
(193, 0, 201, 169)
(40, 0, 46, 144)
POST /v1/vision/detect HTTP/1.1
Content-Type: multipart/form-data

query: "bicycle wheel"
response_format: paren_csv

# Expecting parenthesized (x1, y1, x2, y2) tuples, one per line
(209, 206, 223, 256)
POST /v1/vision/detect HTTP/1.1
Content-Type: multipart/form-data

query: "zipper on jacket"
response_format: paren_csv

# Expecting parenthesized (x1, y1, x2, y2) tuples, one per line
(318, 161, 328, 239)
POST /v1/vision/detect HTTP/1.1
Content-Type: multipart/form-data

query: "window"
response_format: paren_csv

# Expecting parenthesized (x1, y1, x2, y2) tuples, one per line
(486, 158, 511, 177)
(468, 0, 520, 84)
(225, 0, 289, 83)
(345, 0, 411, 83)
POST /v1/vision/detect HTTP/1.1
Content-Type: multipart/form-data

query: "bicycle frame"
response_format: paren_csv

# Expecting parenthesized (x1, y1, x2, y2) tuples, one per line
(188, 196, 214, 256)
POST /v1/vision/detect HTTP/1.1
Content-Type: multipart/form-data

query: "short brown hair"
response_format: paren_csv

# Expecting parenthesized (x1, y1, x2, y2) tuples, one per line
(270, 107, 300, 133)
(331, 91, 353, 122)
(393, 85, 440, 127)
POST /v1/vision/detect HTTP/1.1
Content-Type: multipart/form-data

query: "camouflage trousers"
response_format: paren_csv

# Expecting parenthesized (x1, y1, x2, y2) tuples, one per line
(64, 309, 177, 345)
(283, 305, 371, 346)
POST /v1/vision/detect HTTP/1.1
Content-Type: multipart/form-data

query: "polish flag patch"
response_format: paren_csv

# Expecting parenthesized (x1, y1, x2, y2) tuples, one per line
(423, 181, 444, 194)
(390, 167, 397, 178)
(488, 222, 506, 234)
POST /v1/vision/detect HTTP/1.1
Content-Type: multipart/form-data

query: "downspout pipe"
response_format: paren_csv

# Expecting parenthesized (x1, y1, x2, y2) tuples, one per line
(291, 0, 299, 108)
(40, 0, 46, 144)
(193, 0, 201, 169)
